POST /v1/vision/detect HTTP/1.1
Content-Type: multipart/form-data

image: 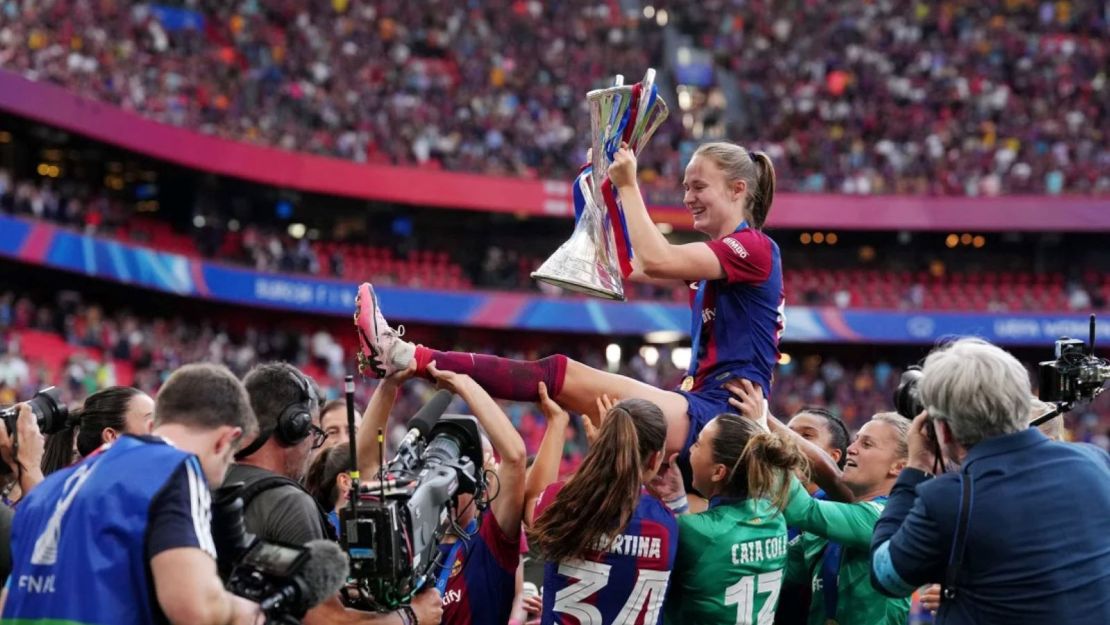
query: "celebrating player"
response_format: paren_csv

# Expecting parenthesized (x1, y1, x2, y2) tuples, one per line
(663, 414, 808, 623)
(356, 142, 783, 456)
(528, 394, 676, 625)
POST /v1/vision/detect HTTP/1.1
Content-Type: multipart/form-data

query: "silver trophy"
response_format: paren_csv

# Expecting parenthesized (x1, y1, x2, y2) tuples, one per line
(532, 69, 670, 300)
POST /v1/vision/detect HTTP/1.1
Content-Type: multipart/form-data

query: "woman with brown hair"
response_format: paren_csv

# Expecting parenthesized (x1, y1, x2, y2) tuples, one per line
(41, 386, 153, 475)
(528, 396, 676, 625)
(302, 445, 351, 536)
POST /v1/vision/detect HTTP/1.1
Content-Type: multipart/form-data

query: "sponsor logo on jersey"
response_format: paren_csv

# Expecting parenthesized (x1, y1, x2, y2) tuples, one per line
(442, 588, 463, 606)
(724, 237, 749, 258)
(450, 555, 464, 578)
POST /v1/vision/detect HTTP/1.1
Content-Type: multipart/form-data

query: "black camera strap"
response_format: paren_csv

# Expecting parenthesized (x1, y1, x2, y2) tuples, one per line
(943, 471, 974, 602)
(239, 474, 337, 541)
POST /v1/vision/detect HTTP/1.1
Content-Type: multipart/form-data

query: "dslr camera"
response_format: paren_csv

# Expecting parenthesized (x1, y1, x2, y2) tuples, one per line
(0, 386, 68, 474)
(341, 391, 487, 611)
(0, 386, 67, 436)
(212, 485, 348, 624)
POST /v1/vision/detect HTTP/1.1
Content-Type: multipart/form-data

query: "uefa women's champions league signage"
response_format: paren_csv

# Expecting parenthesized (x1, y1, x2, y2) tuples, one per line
(1, 214, 1105, 345)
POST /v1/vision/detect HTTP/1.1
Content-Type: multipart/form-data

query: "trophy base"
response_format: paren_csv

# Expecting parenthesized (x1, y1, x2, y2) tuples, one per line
(531, 272, 626, 302)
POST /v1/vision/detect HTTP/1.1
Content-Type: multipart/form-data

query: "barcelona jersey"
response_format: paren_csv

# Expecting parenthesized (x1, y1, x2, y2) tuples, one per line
(690, 226, 785, 396)
(536, 483, 679, 625)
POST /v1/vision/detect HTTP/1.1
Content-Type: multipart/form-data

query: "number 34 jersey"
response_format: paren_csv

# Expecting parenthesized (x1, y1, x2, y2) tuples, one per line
(536, 483, 678, 625)
(664, 498, 789, 625)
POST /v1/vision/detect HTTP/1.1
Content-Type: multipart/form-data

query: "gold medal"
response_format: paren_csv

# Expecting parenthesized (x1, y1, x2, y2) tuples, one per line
(680, 376, 694, 391)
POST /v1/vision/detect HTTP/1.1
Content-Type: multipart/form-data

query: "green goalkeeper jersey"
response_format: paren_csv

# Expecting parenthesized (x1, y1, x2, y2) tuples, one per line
(663, 497, 789, 625)
(782, 478, 911, 625)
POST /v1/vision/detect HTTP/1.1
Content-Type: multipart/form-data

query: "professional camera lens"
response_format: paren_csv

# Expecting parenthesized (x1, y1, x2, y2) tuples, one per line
(0, 386, 68, 436)
(27, 387, 68, 435)
(893, 368, 924, 420)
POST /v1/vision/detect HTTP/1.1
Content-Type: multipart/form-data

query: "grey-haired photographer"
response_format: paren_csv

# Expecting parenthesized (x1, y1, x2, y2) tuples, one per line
(870, 338, 1110, 625)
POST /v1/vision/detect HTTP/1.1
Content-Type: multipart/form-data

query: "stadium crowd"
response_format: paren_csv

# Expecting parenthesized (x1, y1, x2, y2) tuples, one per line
(2, 289, 1108, 457)
(0, 0, 1106, 196)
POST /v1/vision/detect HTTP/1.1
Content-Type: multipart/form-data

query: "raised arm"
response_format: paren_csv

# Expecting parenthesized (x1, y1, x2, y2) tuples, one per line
(725, 379, 855, 502)
(523, 382, 571, 527)
(609, 146, 727, 282)
(356, 363, 415, 477)
(428, 363, 527, 538)
(781, 477, 880, 549)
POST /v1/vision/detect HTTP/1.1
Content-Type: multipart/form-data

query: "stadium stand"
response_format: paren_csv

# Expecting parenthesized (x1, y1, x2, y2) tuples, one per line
(1, 0, 1105, 196)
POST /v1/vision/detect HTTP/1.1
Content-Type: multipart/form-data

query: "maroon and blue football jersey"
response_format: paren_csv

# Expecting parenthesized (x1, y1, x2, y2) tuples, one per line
(536, 482, 679, 625)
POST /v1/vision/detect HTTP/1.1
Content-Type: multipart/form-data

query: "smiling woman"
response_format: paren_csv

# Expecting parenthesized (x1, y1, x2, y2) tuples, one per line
(776, 412, 913, 625)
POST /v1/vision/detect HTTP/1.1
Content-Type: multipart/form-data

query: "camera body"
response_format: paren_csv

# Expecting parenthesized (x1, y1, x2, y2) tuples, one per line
(227, 540, 310, 601)
(342, 414, 485, 611)
(1038, 337, 1109, 405)
(893, 367, 925, 421)
(212, 483, 341, 623)
(0, 386, 68, 475)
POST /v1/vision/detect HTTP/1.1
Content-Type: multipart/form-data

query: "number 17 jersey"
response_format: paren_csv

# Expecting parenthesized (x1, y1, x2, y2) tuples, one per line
(663, 498, 789, 625)
(536, 483, 678, 625)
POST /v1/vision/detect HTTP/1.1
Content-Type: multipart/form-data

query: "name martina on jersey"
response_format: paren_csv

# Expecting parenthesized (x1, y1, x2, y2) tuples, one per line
(592, 533, 665, 560)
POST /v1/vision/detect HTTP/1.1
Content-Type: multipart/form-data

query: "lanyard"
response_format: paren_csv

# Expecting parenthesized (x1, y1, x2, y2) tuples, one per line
(685, 220, 749, 386)
(435, 519, 479, 595)
(821, 496, 886, 622)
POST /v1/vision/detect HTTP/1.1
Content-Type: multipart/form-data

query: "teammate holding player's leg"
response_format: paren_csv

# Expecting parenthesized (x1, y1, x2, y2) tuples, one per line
(355, 141, 784, 456)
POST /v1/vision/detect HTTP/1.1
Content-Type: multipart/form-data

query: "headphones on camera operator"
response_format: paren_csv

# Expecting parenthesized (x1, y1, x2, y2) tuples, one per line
(236, 369, 319, 460)
(229, 368, 335, 540)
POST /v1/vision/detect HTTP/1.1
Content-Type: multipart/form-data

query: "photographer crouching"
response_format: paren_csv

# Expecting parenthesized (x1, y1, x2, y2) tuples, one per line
(0, 364, 265, 624)
(869, 338, 1110, 624)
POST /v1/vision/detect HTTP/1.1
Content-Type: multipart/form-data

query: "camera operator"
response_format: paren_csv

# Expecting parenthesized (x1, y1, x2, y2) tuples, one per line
(919, 395, 1070, 616)
(0, 363, 263, 625)
(357, 361, 527, 625)
(870, 338, 1110, 625)
(231, 362, 441, 625)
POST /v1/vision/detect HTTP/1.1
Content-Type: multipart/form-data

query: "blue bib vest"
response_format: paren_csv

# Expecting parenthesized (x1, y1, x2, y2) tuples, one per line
(3, 436, 202, 625)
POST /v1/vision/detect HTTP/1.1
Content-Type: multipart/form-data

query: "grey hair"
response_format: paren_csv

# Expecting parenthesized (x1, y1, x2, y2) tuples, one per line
(919, 338, 1031, 447)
